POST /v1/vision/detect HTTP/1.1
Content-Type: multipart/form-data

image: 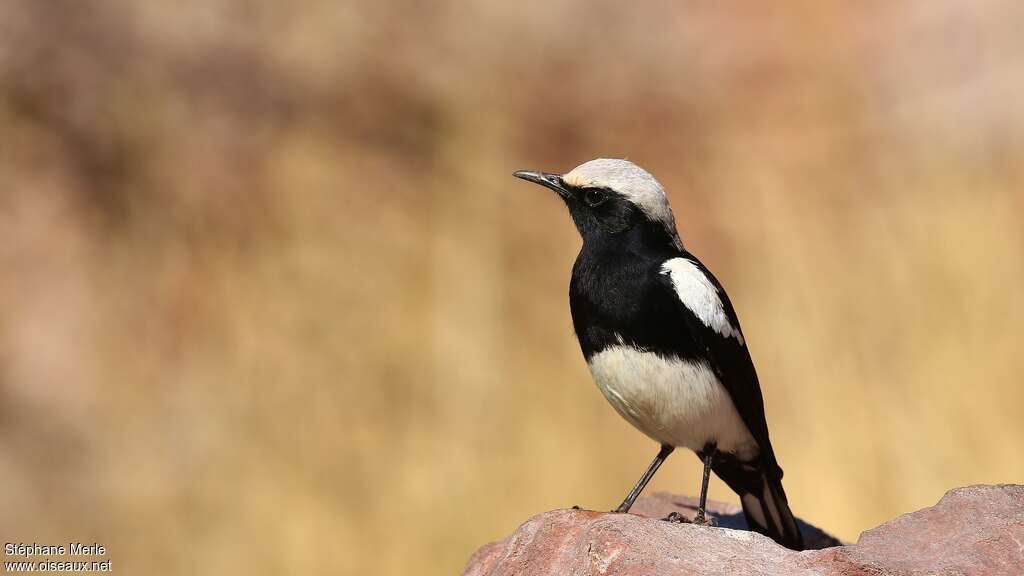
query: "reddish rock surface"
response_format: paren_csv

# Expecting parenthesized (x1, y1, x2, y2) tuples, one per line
(463, 484, 1024, 576)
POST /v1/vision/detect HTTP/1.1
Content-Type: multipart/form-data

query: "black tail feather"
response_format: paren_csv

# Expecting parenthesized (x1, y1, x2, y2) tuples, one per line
(738, 469, 803, 550)
(711, 454, 804, 551)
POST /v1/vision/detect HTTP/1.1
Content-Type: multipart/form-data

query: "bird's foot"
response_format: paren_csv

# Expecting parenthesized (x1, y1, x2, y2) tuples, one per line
(611, 503, 631, 514)
(571, 505, 582, 511)
(663, 511, 716, 525)
(691, 512, 716, 526)
(662, 511, 691, 524)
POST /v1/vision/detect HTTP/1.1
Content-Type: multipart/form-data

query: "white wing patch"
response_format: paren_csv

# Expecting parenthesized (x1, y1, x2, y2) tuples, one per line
(661, 258, 744, 344)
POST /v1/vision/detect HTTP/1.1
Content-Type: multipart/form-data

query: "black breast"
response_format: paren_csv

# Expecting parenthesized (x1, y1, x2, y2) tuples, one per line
(569, 243, 704, 363)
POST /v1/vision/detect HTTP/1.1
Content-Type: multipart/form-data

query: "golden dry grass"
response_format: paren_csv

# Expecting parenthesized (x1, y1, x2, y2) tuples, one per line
(1, 1, 1022, 574)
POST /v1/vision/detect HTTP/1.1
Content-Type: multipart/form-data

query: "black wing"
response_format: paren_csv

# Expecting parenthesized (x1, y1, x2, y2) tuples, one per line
(654, 254, 783, 476)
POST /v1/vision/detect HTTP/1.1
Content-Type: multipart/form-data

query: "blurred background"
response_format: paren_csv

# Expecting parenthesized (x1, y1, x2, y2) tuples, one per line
(1, 0, 1022, 574)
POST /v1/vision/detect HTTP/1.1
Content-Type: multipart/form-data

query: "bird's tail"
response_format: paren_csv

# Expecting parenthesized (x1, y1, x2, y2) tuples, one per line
(736, 468, 804, 551)
(713, 456, 804, 550)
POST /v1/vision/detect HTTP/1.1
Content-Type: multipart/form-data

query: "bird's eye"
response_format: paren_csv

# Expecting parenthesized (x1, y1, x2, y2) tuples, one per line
(583, 189, 607, 207)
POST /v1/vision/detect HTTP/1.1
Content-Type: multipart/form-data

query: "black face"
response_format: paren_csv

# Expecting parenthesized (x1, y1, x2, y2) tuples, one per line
(560, 184, 641, 240)
(513, 170, 673, 250)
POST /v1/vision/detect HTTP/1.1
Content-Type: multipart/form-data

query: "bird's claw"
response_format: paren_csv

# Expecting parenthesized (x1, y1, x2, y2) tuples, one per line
(692, 513, 716, 526)
(663, 511, 716, 525)
(662, 512, 691, 523)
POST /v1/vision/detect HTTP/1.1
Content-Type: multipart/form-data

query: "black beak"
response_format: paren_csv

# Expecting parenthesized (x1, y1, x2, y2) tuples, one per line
(513, 170, 571, 198)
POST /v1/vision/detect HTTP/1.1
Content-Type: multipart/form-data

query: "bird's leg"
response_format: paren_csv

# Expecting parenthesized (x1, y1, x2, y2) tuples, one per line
(613, 444, 674, 513)
(693, 450, 714, 525)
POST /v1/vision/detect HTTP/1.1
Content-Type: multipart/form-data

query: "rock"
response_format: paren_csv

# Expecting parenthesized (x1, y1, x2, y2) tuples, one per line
(805, 484, 1024, 576)
(628, 492, 843, 551)
(463, 485, 1024, 576)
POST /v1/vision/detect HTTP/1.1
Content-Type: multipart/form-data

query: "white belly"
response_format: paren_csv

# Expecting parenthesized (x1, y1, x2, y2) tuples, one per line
(586, 345, 758, 458)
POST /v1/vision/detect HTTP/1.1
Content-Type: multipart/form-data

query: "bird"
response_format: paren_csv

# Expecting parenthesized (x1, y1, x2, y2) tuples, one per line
(512, 158, 804, 551)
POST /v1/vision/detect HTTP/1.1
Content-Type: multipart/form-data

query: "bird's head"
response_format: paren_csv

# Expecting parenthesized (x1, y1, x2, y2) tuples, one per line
(514, 158, 683, 251)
